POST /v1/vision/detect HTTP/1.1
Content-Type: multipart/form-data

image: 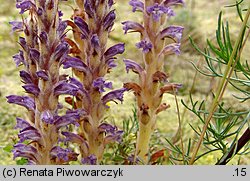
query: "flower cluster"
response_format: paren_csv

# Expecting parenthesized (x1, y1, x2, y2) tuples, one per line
(122, 0, 184, 162)
(61, 0, 126, 163)
(7, 0, 80, 164)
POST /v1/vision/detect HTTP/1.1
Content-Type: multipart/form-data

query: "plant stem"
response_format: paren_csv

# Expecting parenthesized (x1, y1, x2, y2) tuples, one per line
(189, 7, 250, 165)
(173, 88, 185, 164)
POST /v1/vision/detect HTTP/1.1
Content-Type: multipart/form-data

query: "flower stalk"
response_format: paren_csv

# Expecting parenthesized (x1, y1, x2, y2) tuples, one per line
(7, 0, 79, 164)
(63, 0, 125, 163)
(123, 0, 184, 163)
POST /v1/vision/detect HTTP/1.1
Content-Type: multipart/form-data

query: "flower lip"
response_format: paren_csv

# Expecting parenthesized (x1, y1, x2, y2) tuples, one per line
(160, 25, 184, 43)
(18, 126, 41, 143)
(163, 0, 185, 7)
(16, 0, 35, 14)
(104, 43, 125, 60)
(50, 146, 78, 163)
(102, 88, 127, 105)
(123, 59, 144, 74)
(147, 3, 175, 21)
(15, 117, 32, 130)
(74, 17, 89, 38)
(9, 21, 23, 32)
(93, 77, 113, 93)
(13, 50, 25, 67)
(103, 9, 116, 31)
(6, 95, 35, 111)
(136, 40, 153, 53)
(63, 56, 89, 73)
(22, 84, 40, 96)
(81, 155, 97, 165)
(20, 70, 33, 84)
(121, 21, 144, 34)
(129, 0, 144, 12)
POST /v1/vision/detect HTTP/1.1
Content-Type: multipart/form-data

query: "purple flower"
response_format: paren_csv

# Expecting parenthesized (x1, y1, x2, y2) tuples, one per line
(103, 9, 116, 31)
(50, 146, 78, 162)
(54, 81, 79, 96)
(104, 43, 125, 60)
(147, 3, 174, 21)
(36, 70, 49, 81)
(81, 155, 97, 165)
(29, 48, 40, 63)
(6, 95, 35, 111)
(20, 70, 33, 84)
(160, 26, 184, 43)
(106, 58, 117, 69)
(15, 117, 32, 130)
(93, 77, 113, 93)
(136, 40, 153, 53)
(9, 21, 23, 32)
(41, 110, 54, 124)
(57, 21, 67, 38)
(61, 131, 86, 144)
(18, 126, 41, 143)
(12, 143, 38, 162)
(54, 109, 82, 129)
(102, 88, 127, 105)
(129, 0, 144, 12)
(53, 43, 69, 62)
(108, 0, 114, 7)
(16, 0, 35, 14)
(123, 59, 144, 74)
(39, 32, 48, 44)
(162, 43, 181, 55)
(163, 0, 185, 6)
(13, 50, 25, 67)
(99, 123, 116, 134)
(84, 0, 95, 18)
(19, 37, 27, 49)
(22, 84, 40, 96)
(74, 17, 89, 39)
(105, 130, 123, 143)
(69, 77, 85, 92)
(121, 21, 144, 34)
(63, 56, 89, 73)
(91, 34, 100, 51)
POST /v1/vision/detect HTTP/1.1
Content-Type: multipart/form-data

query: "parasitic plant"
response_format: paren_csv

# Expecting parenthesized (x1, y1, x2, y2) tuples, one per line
(62, 0, 126, 164)
(122, 0, 184, 163)
(7, 0, 80, 164)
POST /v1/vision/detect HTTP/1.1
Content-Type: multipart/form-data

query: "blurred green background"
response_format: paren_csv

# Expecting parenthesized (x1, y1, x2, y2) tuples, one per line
(0, 0, 249, 165)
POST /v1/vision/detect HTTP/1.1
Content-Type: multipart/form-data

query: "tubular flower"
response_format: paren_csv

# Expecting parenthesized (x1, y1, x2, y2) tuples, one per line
(123, 0, 184, 163)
